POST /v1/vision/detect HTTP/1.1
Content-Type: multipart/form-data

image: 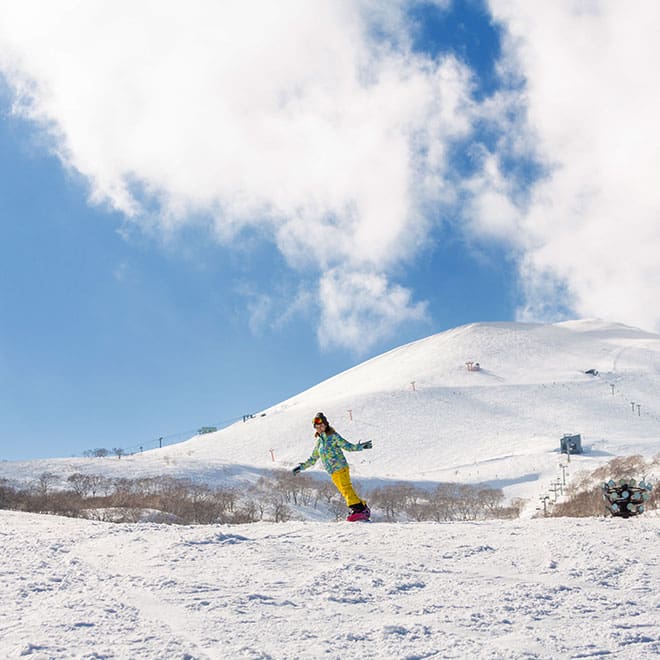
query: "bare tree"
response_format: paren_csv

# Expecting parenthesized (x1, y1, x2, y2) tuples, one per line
(88, 474, 112, 497)
(270, 494, 292, 522)
(36, 472, 59, 497)
(0, 478, 16, 509)
(233, 500, 262, 523)
(477, 487, 504, 514)
(67, 473, 92, 498)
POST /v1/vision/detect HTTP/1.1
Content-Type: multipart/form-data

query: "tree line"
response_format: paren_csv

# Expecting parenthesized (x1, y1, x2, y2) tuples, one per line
(0, 469, 521, 524)
(82, 448, 126, 458)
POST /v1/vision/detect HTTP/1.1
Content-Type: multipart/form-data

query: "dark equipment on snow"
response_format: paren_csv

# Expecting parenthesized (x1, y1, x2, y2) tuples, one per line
(560, 433, 583, 455)
(602, 479, 652, 517)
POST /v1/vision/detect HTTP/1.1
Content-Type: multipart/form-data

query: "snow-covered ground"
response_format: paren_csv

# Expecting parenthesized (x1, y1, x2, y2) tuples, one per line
(3, 509, 659, 659)
(3, 320, 660, 513)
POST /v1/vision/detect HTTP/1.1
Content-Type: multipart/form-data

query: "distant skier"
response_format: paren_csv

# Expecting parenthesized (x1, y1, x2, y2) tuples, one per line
(292, 412, 372, 521)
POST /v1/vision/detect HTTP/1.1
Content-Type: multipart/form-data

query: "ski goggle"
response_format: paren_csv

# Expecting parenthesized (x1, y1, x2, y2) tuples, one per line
(313, 417, 325, 426)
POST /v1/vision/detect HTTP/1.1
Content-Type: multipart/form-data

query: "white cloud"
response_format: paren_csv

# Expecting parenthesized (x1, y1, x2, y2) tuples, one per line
(317, 269, 428, 351)
(483, 0, 660, 331)
(0, 1, 476, 349)
(462, 149, 524, 240)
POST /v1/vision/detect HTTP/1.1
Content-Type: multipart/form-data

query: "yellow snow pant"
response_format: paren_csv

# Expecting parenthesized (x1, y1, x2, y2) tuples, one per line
(330, 467, 365, 507)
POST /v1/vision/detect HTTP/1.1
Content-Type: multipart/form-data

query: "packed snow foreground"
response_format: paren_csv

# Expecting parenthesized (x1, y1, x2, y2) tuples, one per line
(3, 510, 659, 659)
(3, 320, 660, 657)
(0, 511, 660, 658)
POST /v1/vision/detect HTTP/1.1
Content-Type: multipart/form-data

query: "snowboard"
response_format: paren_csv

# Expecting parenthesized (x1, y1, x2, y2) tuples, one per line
(601, 479, 652, 517)
(346, 506, 371, 522)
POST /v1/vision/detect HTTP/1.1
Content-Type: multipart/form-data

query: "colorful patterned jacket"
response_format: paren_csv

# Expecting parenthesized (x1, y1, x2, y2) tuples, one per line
(299, 432, 365, 475)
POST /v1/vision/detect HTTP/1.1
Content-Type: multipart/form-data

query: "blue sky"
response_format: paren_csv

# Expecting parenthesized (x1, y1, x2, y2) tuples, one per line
(1, 1, 658, 460)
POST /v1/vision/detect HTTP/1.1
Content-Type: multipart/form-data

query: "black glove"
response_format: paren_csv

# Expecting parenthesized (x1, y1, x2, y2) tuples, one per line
(359, 441, 373, 450)
(292, 464, 303, 475)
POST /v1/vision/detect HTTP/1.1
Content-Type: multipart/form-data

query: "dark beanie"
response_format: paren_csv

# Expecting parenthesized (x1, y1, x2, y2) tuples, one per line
(313, 412, 329, 426)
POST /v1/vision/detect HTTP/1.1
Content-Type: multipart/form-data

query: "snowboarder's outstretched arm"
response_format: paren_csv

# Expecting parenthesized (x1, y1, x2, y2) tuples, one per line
(293, 442, 320, 473)
(335, 435, 372, 452)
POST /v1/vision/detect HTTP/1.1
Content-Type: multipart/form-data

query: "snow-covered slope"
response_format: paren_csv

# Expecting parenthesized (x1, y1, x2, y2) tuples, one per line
(3, 320, 660, 510)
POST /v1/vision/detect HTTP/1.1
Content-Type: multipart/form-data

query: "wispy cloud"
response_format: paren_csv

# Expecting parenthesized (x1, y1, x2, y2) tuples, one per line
(317, 269, 429, 351)
(241, 282, 314, 337)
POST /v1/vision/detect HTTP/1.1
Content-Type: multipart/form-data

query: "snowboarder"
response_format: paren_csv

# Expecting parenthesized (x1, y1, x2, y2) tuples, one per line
(292, 412, 372, 521)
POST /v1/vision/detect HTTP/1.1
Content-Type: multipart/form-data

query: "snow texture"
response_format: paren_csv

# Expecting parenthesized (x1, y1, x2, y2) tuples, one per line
(2, 510, 659, 658)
